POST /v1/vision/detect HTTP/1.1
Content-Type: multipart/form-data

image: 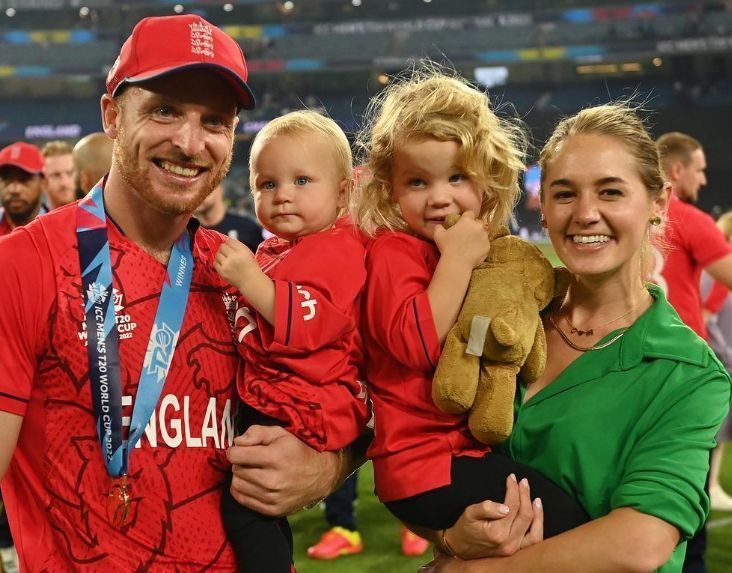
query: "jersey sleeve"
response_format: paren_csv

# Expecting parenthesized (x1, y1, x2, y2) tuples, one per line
(703, 280, 729, 315)
(610, 365, 731, 539)
(683, 209, 732, 270)
(0, 229, 53, 416)
(260, 233, 366, 353)
(364, 234, 441, 372)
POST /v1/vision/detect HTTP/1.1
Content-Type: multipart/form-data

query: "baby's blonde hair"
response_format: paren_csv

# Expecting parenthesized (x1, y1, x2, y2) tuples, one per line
(354, 67, 527, 235)
(249, 109, 353, 191)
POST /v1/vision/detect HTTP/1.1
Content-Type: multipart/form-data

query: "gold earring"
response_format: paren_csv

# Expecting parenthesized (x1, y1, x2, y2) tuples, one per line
(540, 214, 547, 228)
(650, 215, 662, 226)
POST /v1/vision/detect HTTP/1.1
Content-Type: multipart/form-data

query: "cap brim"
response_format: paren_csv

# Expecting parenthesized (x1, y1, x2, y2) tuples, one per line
(113, 62, 256, 111)
(0, 161, 43, 175)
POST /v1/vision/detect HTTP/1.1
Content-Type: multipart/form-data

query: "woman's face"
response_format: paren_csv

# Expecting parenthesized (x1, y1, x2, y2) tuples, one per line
(541, 133, 665, 284)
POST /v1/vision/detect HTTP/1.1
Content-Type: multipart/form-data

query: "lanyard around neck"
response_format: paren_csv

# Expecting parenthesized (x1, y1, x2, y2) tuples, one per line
(76, 182, 193, 476)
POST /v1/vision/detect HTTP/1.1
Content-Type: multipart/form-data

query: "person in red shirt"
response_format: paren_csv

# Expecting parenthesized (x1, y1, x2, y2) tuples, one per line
(656, 132, 732, 340)
(701, 211, 732, 512)
(0, 141, 46, 236)
(0, 15, 358, 572)
(41, 140, 76, 209)
(215, 110, 371, 573)
(353, 69, 588, 553)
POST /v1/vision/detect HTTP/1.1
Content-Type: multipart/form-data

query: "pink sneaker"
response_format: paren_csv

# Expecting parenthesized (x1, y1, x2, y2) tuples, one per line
(306, 526, 364, 560)
(401, 527, 430, 556)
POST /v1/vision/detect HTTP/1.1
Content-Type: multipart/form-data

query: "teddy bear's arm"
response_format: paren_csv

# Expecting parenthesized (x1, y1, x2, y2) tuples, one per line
(432, 325, 480, 415)
(520, 317, 547, 385)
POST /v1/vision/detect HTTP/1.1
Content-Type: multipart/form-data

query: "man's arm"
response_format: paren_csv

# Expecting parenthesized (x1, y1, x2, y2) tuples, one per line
(226, 425, 370, 516)
(706, 253, 732, 290)
(0, 412, 23, 481)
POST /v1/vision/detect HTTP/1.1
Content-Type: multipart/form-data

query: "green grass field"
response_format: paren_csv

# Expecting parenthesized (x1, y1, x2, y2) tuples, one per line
(291, 453, 732, 572)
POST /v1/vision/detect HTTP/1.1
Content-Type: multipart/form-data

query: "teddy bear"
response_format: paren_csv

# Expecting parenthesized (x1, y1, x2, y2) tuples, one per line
(432, 215, 561, 445)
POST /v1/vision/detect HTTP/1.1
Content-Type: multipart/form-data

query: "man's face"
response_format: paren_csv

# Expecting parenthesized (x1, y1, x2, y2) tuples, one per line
(0, 166, 43, 226)
(107, 69, 239, 216)
(674, 148, 707, 203)
(44, 153, 76, 208)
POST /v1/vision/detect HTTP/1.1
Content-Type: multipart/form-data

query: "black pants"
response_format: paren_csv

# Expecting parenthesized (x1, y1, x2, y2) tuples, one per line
(385, 454, 589, 537)
(0, 492, 13, 549)
(682, 464, 710, 573)
(325, 471, 359, 531)
(221, 404, 293, 573)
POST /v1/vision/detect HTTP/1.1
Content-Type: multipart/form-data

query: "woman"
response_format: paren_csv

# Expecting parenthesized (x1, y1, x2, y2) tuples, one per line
(421, 103, 731, 572)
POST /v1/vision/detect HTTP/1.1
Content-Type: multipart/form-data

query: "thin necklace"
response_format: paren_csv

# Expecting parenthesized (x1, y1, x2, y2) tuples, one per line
(561, 295, 646, 336)
(548, 315, 628, 352)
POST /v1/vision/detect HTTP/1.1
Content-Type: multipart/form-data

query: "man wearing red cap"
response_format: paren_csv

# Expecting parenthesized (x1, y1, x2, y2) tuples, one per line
(0, 15, 354, 572)
(0, 141, 46, 236)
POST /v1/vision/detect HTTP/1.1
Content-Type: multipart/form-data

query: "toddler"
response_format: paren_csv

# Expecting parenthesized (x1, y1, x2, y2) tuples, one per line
(354, 69, 588, 557)
(215, 110, 370, 573)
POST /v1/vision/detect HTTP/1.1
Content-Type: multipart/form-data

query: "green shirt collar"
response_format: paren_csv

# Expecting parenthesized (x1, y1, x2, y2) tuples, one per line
(524, 283, 713, 407)
(619, 283, 710, 370)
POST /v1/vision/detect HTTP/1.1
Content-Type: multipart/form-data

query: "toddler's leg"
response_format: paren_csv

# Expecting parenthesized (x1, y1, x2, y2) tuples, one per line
(221, 482, 294, 573)
(385, 454, 588, 536)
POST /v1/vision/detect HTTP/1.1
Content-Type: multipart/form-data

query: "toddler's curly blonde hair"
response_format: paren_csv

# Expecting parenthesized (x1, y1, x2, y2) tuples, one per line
(354, 67, 527, 235)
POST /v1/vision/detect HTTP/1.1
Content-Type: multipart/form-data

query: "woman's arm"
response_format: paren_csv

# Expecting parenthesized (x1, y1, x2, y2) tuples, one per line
(408, 475, 543, 560)
(421, 507, 679, 573)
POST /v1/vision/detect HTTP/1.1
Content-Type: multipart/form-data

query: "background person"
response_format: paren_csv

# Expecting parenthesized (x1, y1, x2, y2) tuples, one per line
(0, 141, 46, 237)
(306, 471, 430, 560)
(72, 131, 114, 196)
(194, 183, 264, 253)
(41, 140, 76, 209)
(700, 210, 732, 512)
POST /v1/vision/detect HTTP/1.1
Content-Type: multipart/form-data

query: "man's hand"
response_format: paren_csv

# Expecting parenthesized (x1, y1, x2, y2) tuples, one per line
(227, 425, 342, 516)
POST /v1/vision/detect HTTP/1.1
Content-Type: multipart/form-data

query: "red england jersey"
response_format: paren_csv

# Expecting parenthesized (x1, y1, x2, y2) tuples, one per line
(232, 218, 371, 452)
(0, 211, 11, 236)
(0, 203, 240, 571)
(363, 231, 489, 503)
(661, 194, 732, 339)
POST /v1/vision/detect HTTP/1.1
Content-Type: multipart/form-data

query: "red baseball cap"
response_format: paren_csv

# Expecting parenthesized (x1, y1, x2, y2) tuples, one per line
(106, 14, 255, 110)
(0, 142, 44, 175)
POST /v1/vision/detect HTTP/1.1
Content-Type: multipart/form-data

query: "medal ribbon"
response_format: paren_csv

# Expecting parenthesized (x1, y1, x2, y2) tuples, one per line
(77, 181, 193, 477)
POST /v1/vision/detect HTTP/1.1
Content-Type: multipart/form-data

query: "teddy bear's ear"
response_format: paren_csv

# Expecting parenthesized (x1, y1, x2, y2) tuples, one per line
(553, 267, 572, 299)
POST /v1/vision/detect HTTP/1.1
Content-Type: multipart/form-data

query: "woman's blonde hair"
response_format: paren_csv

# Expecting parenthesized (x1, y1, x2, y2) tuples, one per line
(249, 109, 353, 191)
(354, 67, 527, 235)
(539, 102, 667, 278)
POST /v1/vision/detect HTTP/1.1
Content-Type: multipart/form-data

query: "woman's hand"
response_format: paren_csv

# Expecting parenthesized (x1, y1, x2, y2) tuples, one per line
(441, 474, 544, 559)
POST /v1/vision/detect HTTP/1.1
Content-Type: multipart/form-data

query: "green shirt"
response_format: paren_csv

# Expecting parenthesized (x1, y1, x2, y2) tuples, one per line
(504, 284, 731, 573)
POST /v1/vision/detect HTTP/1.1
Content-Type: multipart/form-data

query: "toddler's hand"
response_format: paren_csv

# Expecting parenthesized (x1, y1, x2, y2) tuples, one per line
(433, 211, 490, 269)
(214, 237, 257, 289)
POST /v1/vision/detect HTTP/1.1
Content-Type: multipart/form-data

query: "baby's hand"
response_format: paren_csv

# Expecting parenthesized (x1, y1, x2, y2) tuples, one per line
(433, 211, 490, 269)
(214, 237, 257, 290)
